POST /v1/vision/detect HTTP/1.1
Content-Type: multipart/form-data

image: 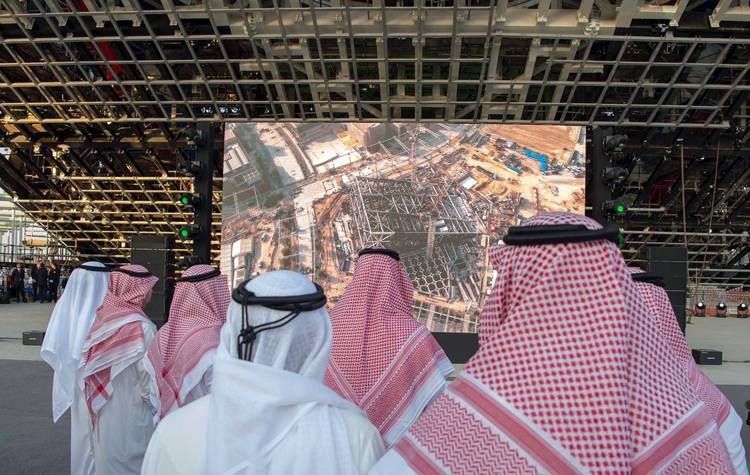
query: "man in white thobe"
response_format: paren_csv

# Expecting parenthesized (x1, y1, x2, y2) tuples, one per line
(142, 270, 385, 475)
(80, 264, 159, 475)
(40, 262, 110, 475)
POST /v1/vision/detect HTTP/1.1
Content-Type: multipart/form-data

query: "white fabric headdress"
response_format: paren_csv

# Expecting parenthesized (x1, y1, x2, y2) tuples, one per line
(40, 261, 110, 421)
(203, 270, 363, 475)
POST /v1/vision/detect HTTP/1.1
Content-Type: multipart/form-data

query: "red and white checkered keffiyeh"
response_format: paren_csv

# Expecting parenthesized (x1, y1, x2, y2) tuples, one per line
(145, 265, 229, 419)
(373, 212, 732, 474)
(627, 267, 733, 428)
(80, 264, 158, 426)
(325, 251, 453, 446)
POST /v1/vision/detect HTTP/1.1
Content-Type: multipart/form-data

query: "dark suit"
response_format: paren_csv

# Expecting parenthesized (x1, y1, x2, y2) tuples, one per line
(11, 268, 25, 302)
(37, 267, 48, 302)
(48, 267, 60, 303)
(31, 265, 40, 301)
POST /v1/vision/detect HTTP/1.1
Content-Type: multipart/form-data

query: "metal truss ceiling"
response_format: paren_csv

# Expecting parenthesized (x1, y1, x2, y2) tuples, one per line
(0, 137, 224, 262)
(0, 1, 748, 128)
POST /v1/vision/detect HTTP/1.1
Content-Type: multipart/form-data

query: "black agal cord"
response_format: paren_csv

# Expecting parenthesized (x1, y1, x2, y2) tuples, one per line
(503, 223, 620, 246)
(231, 279, 327, 361)
(358, 247, 400, 261)
(175, 268, 221, 283)
(76, 264, 112, 273)
(112, 267, 154, 278)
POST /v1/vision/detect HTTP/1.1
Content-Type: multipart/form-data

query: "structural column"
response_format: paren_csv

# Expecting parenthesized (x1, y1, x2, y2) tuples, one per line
(194, 123, 215, 264)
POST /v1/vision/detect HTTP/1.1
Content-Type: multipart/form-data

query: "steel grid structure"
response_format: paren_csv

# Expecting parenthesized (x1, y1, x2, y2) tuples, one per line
(610, 150, 750, 287)
(0, 140, 224, 262)
(622, 230, 750, 287)
(0, 1, 747, 128)
(348, 176, 477, 249)
(0, 1, 747, 284)
(402, 249, 454, 298)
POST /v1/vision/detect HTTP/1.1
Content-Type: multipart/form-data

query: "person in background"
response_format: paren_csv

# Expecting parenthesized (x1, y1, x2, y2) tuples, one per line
(31, 260, 41, 301)
(11, 262, 26, 303)
(40, 262, 112, 475)
(48, 259, 61, 303)
(24, 272, 34, 301)
(0, 266, 8, 294)
(37, 261, 49, 303)
(80, 264, 159, 475)
(142, 270, 384, 475)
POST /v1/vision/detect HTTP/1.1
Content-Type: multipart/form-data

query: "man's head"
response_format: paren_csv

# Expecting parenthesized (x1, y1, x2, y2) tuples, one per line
(223, 270, 331, 380)
(16, 262, 22, 269)
(103, 264, 159, 312)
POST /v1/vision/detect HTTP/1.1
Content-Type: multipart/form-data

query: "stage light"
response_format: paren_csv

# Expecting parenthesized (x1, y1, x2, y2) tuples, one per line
(178, 255, 203, 268)
(178, 224, 201, 240)
(180, 126, 205, 146)
(603, 200, 628, 216)
(178, 193, 202, 209)
(696, 302, 706, 309)
(602, 167, 628, 185)
(176, 159, 202, 176)
(717, 302, 727, 318)
(738, 303, 748, 318)
(603, 134, 628, 153)
(717, 302, 726, 310)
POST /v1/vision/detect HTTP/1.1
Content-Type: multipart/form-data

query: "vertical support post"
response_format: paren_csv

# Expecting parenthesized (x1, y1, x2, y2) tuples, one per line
(587, 127, 612, 225)
(10, 208, 16, 262)
(194, 123, 216, 264)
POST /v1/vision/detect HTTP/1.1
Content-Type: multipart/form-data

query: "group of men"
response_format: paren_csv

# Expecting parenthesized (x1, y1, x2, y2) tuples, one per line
(3, 259, 61, 303)
(40, 211, 746, 475)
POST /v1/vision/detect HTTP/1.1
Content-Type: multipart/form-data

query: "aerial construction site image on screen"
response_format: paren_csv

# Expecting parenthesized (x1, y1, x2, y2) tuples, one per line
(220, 123, 585, 333)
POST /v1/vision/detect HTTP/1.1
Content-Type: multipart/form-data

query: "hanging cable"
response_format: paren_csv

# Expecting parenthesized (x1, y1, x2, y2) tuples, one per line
(688, 140, 722, 321)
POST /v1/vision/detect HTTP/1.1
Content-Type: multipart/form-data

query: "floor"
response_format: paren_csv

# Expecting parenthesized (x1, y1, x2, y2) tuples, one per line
(0, 302, 748, 474)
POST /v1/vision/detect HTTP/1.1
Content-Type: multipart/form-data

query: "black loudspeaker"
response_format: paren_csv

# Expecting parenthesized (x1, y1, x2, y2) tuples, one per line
(131, 235, 175, 328)
(22, 331, 45, 346)
(692, 349, 722, 365)
(644, 247, 688, 334)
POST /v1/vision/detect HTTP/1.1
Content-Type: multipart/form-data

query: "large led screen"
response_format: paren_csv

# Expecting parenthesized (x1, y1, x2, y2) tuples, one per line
(221, 123, 585, 333)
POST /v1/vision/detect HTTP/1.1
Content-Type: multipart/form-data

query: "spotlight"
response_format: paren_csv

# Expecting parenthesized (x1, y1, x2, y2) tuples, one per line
(737, 303, 748, 319)
(176, 160, 203, 176)
(180, 126, 205, 146)
(178, 193, 202, 209)
(603, 200, 628, 216)
(178, 255, 203, 268)
(602, 167, 628, 186)
(603, 134, 628, 153)
(716, 302, 727, 318)
(694, 301, 706, 317)
(178, 224, 201, 240)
